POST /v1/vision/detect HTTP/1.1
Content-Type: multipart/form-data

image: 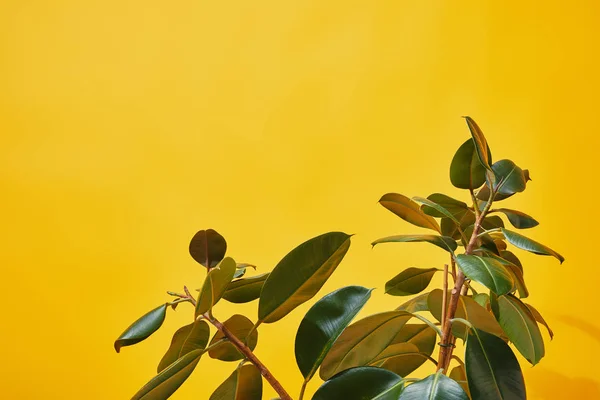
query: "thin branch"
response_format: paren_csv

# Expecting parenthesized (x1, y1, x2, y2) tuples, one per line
(441, 264, 449, 332)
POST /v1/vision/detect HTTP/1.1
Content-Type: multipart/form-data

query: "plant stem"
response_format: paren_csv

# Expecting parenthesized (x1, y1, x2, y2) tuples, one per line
(299, 381, 308, 400)
(441, 264, 448, 332)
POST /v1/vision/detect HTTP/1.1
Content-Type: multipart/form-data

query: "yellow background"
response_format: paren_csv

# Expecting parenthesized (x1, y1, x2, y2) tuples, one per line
(1, 1, 598, 399)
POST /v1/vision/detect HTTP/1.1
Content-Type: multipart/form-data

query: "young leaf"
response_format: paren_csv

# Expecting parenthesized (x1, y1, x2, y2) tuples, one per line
(234, 263, 257, 279)
(466, 328, 526, 400)
(131, 349, 203, 400)
(222, 273, 270, 304)
(493, 209, 539, 229)
(379, 193, 441, 232)
(372, 234, 457, 253)
(376, 324, 436, 377)
(525, 303, 554, 340)
(399, 371, 468, 400)
(157, 320, 210, 373)
(258, 232, 351, 324)
(502, 229, 564, 263)
(295, 286, 373, 382)
(114, 304, 168, 353)
(396, 292, 430, 313)
(189, 229, 227, 268)
(449, 365, 471, 398)
(450, 138, 489, 190)
(456, 255, 514, 296)
(208, 315, 258, 362)
(313, 367, 404, 400)
(463, 117, 493, 171)
(195, 257, 237, 317)
(385, 267, 438, 296)
(209, 364, 262, 400)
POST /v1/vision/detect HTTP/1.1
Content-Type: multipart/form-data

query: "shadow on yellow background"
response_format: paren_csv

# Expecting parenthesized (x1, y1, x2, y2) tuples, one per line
(1, 1, 599, 399)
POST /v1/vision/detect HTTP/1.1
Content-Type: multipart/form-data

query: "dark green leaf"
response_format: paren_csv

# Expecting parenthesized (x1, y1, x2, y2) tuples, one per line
(499, 250, 522, 267)
(223, 273, 269, 304)
(196, 257, 237, 317)
(502, 229, 564, 263)
(525, 303, 554, 340)
(396, 292, 430, 313)
(456, 255, 514, 296)
(399, 372, 468, 400)
(450, 138, 489, 190)
(481, 216, 504, 230)
(449, 365, 471, 398)
(209, 364, 262, 400)
(114, 304, 167, 353)
(491, 160, 527, 196)
(258, 232, 351, 324)
(475, 184, 515, 202)
(379, 193, 441, 232)
(209, 315, 258, 362)
(463, 117, 493, 171)
(413, 197, 461, 225)
(377, 324, 436, 376)
(481, 252, 528, 298)
(385, 267, 438, 296)
(372, 234, 457, 253)
(313, 367, 404, 400)
(442, 211, 476, 241)
(493, 209, 539, 229)
(189, 229, 227, 268)
(157, 320, 210, 373)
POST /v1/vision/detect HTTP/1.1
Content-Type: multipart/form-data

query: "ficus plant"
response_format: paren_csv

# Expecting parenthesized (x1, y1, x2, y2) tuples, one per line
(115, 117, 562, 400)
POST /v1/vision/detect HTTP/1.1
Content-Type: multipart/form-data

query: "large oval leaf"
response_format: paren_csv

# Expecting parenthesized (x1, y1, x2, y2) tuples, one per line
(208, 315, 258, 361)
(114, 304, 167, 353)
(422, 194, 469, 217)
(157, 320, 210, 373)
(132, 349, 202, 400)
(483, 251, 528, 298)
(502, 229, 564, 263)
(450, 138, 489, 190)
(456, 255, 514, 296)
(209, 364, 262, 400)
(399, 372, 468, 400)
(320, 311, 412, 380)
(295, 286, 372, 382)
(223, 273, 269, 304)
(258, 232, 351, 324)
(396, 292, 430, 313)
(372, 234, 457, 253)
(466, 328, 526, 400)
(385, 267, 438, 296)
(189, 229, 227, 268)
(463, 116, 493, 171)
(313, 367, 404, 400)
(493, 209, 539, 229)
(379, 193, 440, 232)
(491, 160, 527, 196)
(376, 324, 436, 376)
(413, 197, 461, 225)
(495, 295, 545, 365)
(196, 257, 237, 317)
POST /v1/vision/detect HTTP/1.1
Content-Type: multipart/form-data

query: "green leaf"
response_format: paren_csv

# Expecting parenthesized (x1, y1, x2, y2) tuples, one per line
(502, 229, 564, 263)
(157, 320, 210, 373)
(399, 372, 468, 400)
(456, 255, 514, 296)
(481, 216, 504, 230)
(223, 273, 269, 304)
(195, 257, 237, 317)
(385, 267, 438, 296)
(463, 117, 493, 171)
(480, 251, 527, 298)
(234, 263, 257, 279)
(295, 286, 373, 382)
(376, 324, 436, 376)
(189, 229, 227, 268)
(465, 328, 526, 400)
(475, 184, 515, 202)
(413, 196, 461, 225)
(442, 211, 476, 241)
(258, 232, 352, 324)
(493, 209, 539, 229)
(450, 138, 489, 190)
(449, 365, 471, 398)
(132, 349, 202, 400)
(423, 194, 469, 215)
(396, 292, 430, 313)
(313, 367, 404, 400)
(208, 315, 258, 362)
(499, 250, 522, 267)
(379, 193, 441, 232)
(491, 160, 527, 195)
(209, 364, 262, 400)
(525, 303, 554, 340)
(320, 311, 412, 380)
(372, 234, 457, 253)
(369, 342, 421, 367)
(495, 294, 545, 365)
(472, 293, 490, 310)
(114, 304, 168, 353)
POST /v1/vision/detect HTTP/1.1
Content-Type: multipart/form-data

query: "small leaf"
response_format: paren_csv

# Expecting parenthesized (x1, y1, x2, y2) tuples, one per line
(449, 365, 471, 398)
(502, 229, 564, 263)
(463, 117, 493, 171)
(472, 293, 490, 310)
(493, 209, 539, 229)
(132, 349, 202, 400)
(313, 367, 404, 400)
(209, 364, 262, 400)
(114, 304, 167, 353)
(456, 255, 514, 296)
(195, 257, 237, 317)
(209, 315, 258, 362)
(450, 138, 489, 190)
(379, 193, 441, 232)
(525, 303, 554, 340)
(396, 292, 430, 313)
(491, 160, 527, 195)
(466, 329, 526, 400)
(372, 234, 457, 253)
(399, 371, 468, 400)
(223, 273, 270, 304)
(377, 324, 436, 376)
(258, 232, 352, 324)
(295, 286, 373, 382)
(189, 229, 227, 268)
(234, 263, 257, 279)
(385, 267, 438, 296)
(157, 320, 210, 373)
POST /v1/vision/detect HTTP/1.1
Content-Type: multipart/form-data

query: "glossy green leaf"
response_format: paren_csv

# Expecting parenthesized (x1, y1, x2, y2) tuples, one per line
(525, 303, 554, 340)
(463, 116, 493, 171)
(209, 364, 262, 400)
(481, 215, 504, 230)
(195, 257, 237, 317)
(313, 367, 404, 400)
(372, 234, 457, 253)
(377, 324, 436, 376)
(379, 193, 441, 232)
(499, 250, 522, 267)
(441, 211, 476, 241)
(157, 320, 210, 373)
(132, 349, 203, 400)
(413, 196, 461, 225)
(114, 304, 167, 353)
(449, 365, 471, 399)
(466, 328, 526, 400)
(189, 229, 227, 268)
(491, 160, 527, 195)
(502, 229, 564, 263)
(450, 138, 489, 190)
(493, 209, 539, 229)
(481, 251, 528, 298)
(396, 292, 430, 313)
(475, 184, 515, 202)
(258, 232, 352, 324)
(495, 295, 545, 365)
(424, 194, 469, 215)
(234, 263, 257, 279)
(472, 293, 490, 310)
(456, 255, 514, 296)
(208, 315, 258, 362)
(369, 342, 421, 366)
(223, 273, 269, 304)
(295, 286, 372, 382)
(400, 372, 468, 400)
(385, 267, 438, 296)
(320, 311, 413, 380)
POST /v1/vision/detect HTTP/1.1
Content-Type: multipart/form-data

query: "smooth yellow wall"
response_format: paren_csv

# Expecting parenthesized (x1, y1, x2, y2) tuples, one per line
(1, 1, 597, 399)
